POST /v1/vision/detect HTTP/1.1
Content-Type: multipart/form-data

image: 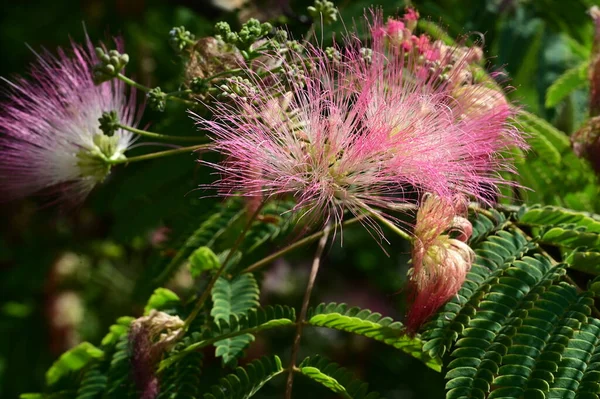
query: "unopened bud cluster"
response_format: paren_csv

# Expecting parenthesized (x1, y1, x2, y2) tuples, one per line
(99, 110, 120, 136)
(169, 26, 196, 53)
(93, 47, 129, 84)
(215, 19, 272, 51)
(147, 87, 167, 112)
(307, 0, 338, 25)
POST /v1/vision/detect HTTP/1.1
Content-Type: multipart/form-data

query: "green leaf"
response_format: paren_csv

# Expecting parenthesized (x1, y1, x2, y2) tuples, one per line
(298, 356, 381, 399)
(150, 198, 245, 287)
(46, 342, 104, 386)
(307, 303, 441, 372)
(159, 306, 295, 372)
(519, 205, 600, 233)
(202, 355, 284, 399)
(517, 110, 570, 152)
(101, 316, 134, 347)
(211, 273, 260, 364)
(545, 61, 588, 108)
(565, 251, 600, 275)
(300, 367, 352, 399)
(539, 225, 600, 250)
(144, 287, 181, 315)
(188, 246, 221, 277)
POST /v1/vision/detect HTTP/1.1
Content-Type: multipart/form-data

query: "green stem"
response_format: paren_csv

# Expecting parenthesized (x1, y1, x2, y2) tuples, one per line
(240, 216, 365, 275)
(353, 199, 413, 242)
(110, 144, 211, 165)
(181, 201, 267, 332)
(116, 74, 197, 106)
(159, 319, 296, 372)
(117, 123, 206, 143)
(165, 89, 193, 97)
(116, 73, 150, 92)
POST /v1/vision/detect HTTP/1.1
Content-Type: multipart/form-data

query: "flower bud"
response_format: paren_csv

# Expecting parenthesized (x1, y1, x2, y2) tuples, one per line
(406, 194, 474, 334)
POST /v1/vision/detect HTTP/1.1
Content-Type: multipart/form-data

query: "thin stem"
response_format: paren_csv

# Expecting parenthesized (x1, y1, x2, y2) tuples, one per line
(117, 123, 206, 143)
(182, 201, 267, 332)
(353, 199, 413, 242)
(285, 225, 330, 399)
(116, 73, 197, 106)
(116, 73, 150, 92)
(110, 144, 211, 165)
(240, 216, 365, 275)
(165, 89, 192, 97)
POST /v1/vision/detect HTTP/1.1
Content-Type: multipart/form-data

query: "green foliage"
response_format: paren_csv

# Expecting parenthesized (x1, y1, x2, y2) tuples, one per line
(45, 343, 104, 386)
(160, 305, 296, 371)
(149, 198, 245, 288)
(75, 363, 107, 399)
(418, 205, 600, 398)
(145, 288, 181, 314)
(211, 273, 260, 365)
(513, 113, 599, 211)
(202, 356, 284, 399)
(566, 250, 600, 275)
(158, 352, 204, 399)
(545, 61, 589, 108)
(242, 201, 297, 254)
(307, 303, 442, 371)
(188, 246, 221, 277)
(104, 334, 135, 397)
(298, 356, 381, 399)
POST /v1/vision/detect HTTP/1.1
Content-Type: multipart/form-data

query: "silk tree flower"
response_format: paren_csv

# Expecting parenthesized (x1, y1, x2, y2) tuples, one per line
(192, 50, 424, 233)
(0, 38, 139, 204)
(405, 194, 474, 334)
(193, 11, 525, 236)
(357, 13, 524, 205)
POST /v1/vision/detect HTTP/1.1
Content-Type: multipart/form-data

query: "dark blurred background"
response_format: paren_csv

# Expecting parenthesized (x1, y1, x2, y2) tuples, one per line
(0, 0, 596, 398)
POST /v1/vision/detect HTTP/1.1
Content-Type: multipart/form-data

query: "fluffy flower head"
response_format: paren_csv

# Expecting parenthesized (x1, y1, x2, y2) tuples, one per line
(406, 194, 474, 334)
(0, 37, 139, 204)
(193, 10, 525, 236)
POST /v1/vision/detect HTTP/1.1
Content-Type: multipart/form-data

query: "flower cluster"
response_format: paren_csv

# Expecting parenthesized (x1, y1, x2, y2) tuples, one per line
(0, 38, 140, 204)
(194, 10, 524, 235)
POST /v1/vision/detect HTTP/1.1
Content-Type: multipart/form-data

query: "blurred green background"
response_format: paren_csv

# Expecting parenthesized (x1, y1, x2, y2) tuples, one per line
(0, 0, 597, 398)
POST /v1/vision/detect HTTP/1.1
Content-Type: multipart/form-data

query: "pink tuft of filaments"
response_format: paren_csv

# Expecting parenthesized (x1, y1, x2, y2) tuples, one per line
(192, 10, 526, 238)
(0, 37, 140, 204)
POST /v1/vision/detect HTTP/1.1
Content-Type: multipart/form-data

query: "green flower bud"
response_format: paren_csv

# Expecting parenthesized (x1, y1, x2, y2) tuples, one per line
(147, 87, 167, 112)
(307, 0, 338, 25)
(169, 26, 196, 53)
(93, 47, 130, 84)
(99, 110, 120, 136)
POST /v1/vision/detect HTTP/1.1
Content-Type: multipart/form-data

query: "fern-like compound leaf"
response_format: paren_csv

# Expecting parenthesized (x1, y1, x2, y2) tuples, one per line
(211, 273, 260, 365)
(545, 61, 588, 108)
(202, 355, 284, 399)
(307, 302, 441, 371)
(421, 229, 535, 359)
(298, 355, 381, 399)
(150, 198, 245, 288)
(161, 306, 295, 372)
(158, 352, 203, 399)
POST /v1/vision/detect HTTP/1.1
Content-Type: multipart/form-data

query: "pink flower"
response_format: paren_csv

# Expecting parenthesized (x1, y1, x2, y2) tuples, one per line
(359, 14, 525, 204)
(405, 194, 474, 334)
(0, 37, 139, 204)
(192, 47, 421, 233)
(194, 11, 524, 236)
